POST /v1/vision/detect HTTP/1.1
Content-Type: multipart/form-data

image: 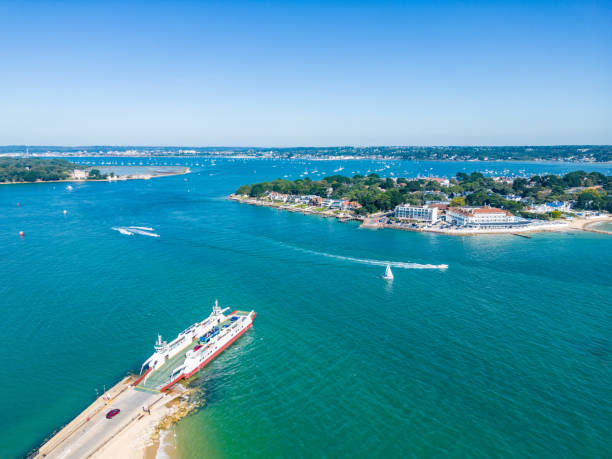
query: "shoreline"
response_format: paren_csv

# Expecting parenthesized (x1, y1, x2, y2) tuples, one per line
(34, 375, 196, 459)
(2, 153, 610, 164)
(229, 195, 612, 236)
(582, 219, 612, 235)
(0, 167, 190, 185)
(94, 388, 194, 459)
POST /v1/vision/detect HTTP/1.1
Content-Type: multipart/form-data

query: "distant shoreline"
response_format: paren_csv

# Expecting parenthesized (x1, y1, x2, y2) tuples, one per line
(2, 154, 611, 164)
(0, 167, 190, 185)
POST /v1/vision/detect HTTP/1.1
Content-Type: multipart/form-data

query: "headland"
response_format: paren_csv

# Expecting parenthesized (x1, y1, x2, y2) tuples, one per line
(230, 170, 612, 236)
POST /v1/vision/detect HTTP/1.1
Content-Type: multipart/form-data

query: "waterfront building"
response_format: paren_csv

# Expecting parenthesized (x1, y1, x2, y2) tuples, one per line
(427, 203, 449, 211)
(422, 177, 450, 186)
(286, 195, 301, 203)
(425, 200, 450, 205)
(342, 201, 362, 210)
(310, 196, 324, 206)
(71, 169, 88, 180)
(322, 199, 343, 209)
(533, 201, 572, 213)
(394, 205, 439, 223)
(447, 206, 525, 228)
(266, 191, 289, 202)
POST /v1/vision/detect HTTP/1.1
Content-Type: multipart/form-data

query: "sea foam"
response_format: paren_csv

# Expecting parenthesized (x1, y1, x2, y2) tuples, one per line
(288, 245, 448, 270)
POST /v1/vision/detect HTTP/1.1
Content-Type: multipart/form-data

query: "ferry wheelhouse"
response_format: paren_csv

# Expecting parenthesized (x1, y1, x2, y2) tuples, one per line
(135, 301, 256, 392)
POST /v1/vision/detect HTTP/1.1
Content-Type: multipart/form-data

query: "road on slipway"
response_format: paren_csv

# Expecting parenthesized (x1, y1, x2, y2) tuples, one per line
(43, 389, 156, 459)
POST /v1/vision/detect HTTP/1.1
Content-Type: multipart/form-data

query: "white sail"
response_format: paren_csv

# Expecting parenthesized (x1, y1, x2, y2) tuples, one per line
(383, 264, 394, 279)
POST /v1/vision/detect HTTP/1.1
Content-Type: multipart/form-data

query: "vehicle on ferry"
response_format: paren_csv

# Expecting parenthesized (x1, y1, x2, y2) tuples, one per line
(135, 301, 256, 392)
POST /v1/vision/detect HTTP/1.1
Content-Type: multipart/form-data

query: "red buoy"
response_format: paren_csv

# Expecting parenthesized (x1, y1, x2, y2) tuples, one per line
(17, 203, 20, 207)
(19, 231, 24, 237)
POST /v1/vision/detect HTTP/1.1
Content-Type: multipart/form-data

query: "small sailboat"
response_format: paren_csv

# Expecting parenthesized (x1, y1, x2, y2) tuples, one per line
(382, 264, 394, 280)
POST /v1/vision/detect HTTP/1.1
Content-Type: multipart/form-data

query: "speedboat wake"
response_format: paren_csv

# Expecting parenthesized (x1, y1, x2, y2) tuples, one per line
(282, 243, 448, 270)
(112, 226, 160, 237)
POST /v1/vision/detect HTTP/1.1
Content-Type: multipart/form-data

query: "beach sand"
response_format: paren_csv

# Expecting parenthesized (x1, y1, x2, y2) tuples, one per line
(35, 376, 195, 459)
(91, 390, 192, 459)
(566, 214, 612, 230)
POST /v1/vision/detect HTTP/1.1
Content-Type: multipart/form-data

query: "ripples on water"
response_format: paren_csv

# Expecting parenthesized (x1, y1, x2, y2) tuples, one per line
(0, 158, 611, 458)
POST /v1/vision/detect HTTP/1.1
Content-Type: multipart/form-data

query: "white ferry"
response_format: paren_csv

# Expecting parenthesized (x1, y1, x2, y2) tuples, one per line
(135, 301, 256, 392)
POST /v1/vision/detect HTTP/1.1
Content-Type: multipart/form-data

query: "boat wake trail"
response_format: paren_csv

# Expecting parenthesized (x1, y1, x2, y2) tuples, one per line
(289, 245, 448, 270)
(112, 226, 160, 237)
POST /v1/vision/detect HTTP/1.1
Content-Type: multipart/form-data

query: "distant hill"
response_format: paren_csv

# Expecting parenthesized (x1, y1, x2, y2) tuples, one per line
(0, 145, 610, 162)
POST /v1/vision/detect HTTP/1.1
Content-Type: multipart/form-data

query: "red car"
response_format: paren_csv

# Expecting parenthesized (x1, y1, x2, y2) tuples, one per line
(194, 344, 202, 351)
(106, 409, 120, 419)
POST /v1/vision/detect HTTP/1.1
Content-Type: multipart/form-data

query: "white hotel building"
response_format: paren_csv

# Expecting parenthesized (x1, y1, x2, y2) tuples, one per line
(394, 205, 439, 223)
(446, 207, 524, 229)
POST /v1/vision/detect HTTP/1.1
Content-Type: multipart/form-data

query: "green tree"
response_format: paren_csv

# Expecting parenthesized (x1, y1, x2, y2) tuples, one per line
(88, 169, 106, 179)
(236, 185, 251, 195)
(450, 196, 466, 207)
(576, 190, 603, 210)
(563, 171, 586, 187)
(249, 183, 266, 197)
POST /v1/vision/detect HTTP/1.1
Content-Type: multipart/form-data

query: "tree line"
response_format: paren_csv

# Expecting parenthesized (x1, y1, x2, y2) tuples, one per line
(0, 158, 83, 182)
(236, 170, 612, 214)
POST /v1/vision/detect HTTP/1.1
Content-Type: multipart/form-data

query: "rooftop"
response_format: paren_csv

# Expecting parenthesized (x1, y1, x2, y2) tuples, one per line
(449, 206, 512, 216)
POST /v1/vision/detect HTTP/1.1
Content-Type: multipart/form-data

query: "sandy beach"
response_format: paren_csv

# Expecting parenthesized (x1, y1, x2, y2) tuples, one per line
(568, 215, 612, 235)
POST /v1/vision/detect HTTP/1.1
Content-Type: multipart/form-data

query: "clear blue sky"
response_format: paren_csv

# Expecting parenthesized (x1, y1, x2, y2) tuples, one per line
(0, 0, 610, 146)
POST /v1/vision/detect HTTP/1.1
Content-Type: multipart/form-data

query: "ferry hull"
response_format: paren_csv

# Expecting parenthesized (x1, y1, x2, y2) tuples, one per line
(159, 313, 256, 392)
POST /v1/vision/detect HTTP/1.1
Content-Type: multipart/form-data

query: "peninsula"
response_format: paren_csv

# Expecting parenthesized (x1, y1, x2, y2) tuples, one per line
(230, 171, 612, 235)
(0, 157, 189, 184)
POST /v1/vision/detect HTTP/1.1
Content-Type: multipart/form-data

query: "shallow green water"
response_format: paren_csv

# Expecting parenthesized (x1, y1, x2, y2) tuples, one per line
(591, 221, 612, 232)
(1, 159, 610, 458)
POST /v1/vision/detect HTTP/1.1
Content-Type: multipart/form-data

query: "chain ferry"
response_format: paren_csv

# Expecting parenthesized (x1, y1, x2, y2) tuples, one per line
(134, 301, 256, 393)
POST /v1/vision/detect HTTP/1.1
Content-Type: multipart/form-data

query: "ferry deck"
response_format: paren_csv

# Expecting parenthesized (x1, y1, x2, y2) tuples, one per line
(135, 310, 251, 393)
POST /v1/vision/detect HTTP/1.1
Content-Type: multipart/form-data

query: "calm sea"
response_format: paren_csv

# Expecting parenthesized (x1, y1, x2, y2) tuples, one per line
(1, 158, 611, 458)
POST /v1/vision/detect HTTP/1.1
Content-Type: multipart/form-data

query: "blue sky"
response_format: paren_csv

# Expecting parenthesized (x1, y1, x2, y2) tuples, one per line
(0, 0, 610, 146)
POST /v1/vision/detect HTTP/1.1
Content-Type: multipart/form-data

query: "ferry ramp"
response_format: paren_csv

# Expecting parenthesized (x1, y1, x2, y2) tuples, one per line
(136, 340, 196, 393)
(136, 311, 250, 393)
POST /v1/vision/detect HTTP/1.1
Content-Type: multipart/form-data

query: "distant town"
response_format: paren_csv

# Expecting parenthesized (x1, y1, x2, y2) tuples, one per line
(230, 171, 612, 235)
(1, 145, 611, 162)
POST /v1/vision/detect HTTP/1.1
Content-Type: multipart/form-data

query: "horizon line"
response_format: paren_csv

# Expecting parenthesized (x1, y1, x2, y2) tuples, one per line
(2, 144, 611, 149)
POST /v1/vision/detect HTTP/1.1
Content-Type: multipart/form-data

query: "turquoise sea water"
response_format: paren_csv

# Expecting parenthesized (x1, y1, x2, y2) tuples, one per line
(1, 159, 611, 458)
